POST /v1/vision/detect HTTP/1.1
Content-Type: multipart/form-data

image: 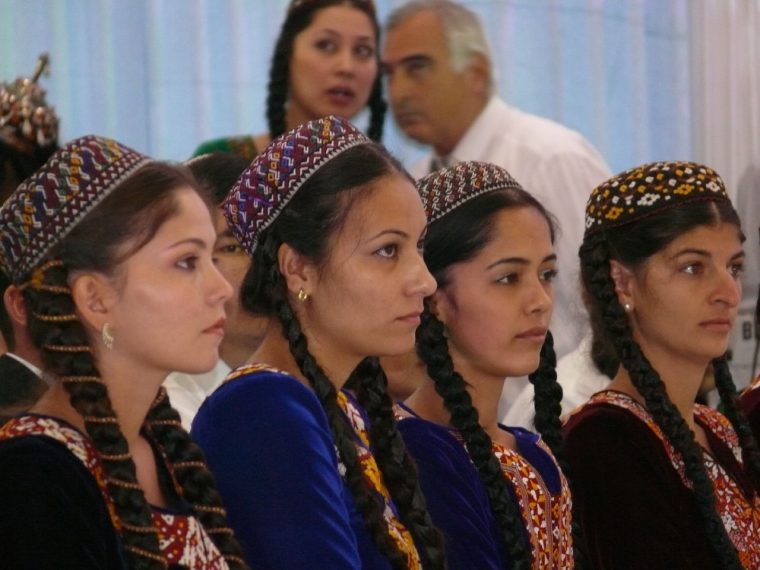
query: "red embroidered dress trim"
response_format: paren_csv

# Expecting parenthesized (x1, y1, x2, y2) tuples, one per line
(585, 390, 760, 567)
(0, 415, 228, 569)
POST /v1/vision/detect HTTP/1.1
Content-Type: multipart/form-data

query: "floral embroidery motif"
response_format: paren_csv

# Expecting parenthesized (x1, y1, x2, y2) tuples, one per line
(337, 391, 423, 569)
(586, 391, 760, 567)
(0, 415, 228, 569)
(491, 439, 574, 569)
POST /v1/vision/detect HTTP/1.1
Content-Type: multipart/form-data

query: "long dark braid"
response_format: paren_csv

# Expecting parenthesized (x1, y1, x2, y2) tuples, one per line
(712, 357, 760, 487)
(580, 234, 743, 569)
(255, 234, 413, 569)
(23, 261, 165, 570)
(349, 357, 446, 568)
(145, 392, 249, 569)
(415, 308, 531, 569)
(265, 0, 386, 140)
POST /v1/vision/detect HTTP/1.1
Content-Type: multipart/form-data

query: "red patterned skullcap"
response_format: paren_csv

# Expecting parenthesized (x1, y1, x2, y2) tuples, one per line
(0, 135, 150, 282)
(416, 161, 524, 223)
(584, 161, 730, 237)
(224, 115, 369, 254)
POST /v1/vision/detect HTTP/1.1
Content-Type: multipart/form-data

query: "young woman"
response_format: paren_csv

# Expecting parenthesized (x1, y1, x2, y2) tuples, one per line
(387, 161, 574, 569)
(0, 136, 248, 569)
(564, 161, 760, 569)
(192, 116, 444, 569)
(193, 0, 385, 159)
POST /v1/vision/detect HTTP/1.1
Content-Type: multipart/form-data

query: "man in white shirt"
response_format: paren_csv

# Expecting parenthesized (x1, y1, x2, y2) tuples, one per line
(383, 0, 612, 414)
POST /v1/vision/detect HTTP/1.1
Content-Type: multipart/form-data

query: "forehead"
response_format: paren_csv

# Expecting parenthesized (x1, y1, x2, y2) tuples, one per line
(659, 222, 743, 256)
(301, 5, 376, 38)
(336, 173, 425, 239)
(473, 207, 553, 260)
(384, 10, 449, 61)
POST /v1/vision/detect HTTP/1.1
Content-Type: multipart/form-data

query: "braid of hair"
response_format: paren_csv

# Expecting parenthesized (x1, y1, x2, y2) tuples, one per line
(266, 36, 290, 139)
(581, 235, 743, 569)
(526, 331, 586, 568)
(528, 331, 563, 455)
(416, 308, 531, 569)
(23, 261, 165, 570)
(350, 357, 447, 569)
(259, 235, 409, 569)
(366, 77, 386, 142)
(712, 357, 760, 487)
(144, 391, 249, 569)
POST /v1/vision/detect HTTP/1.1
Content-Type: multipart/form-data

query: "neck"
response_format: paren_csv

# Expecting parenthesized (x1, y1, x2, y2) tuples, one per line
(220, 339, 259, 370)
(432, 96, 488, 157)
(609, 344, 708, 430)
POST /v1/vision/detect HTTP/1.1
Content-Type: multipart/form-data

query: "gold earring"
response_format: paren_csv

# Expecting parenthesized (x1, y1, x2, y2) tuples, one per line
(101, 323, 115, 350)
(297, 288, 309, 303)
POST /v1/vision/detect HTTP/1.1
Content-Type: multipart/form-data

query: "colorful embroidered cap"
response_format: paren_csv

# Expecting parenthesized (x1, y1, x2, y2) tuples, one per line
(584, 161, 730, 236)
(0, 135, 151, 282)
(224, 115, 369, 254)
(0, 54, 59, 152)
(417, 161, 523, 224)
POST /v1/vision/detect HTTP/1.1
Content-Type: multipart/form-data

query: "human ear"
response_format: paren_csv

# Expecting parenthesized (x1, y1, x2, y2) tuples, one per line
(69, 272, 118, 332)
(465, 53, 490, 97)
(4, 285, 29, 327)
(277, 243, 317, 301)
(609, 260, 635, 311)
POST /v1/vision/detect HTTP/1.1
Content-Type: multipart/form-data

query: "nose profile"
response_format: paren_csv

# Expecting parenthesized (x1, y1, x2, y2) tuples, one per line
(712, 266, 741, 308)
(410, 252, 437, 298)
(526, 276, 553, 315)
(210, 263, 233, 304)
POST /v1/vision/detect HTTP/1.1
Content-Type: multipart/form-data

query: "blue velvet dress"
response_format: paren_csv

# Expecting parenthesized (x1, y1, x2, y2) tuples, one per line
(192, 364, 421, 569)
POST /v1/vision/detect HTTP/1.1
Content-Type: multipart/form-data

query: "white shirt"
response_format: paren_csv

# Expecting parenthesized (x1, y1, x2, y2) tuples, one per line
(502, 333, 611, 429)
(163, 359, 231, 430)
(411, 96, 612, 361)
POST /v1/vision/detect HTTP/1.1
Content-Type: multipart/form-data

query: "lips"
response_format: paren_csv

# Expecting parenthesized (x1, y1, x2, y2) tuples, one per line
(326, 86, 356, 106)
(397, 311, 423, 325)
(515, 327, 548, 341)
(204, 317, 226, 337)
(699, 318, 733, 332)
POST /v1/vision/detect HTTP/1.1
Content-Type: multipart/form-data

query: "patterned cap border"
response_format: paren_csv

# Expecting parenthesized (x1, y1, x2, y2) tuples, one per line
(417, 161, 524, 225)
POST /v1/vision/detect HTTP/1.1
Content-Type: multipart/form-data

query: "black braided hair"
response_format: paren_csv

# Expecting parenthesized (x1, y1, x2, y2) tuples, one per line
(578, 197, 756, 569)
(21, 163, 247, 569)
(240, 143, 444, 568)
(266, 0, 385, 140)
(416, 309, 531, 569)
(416, 187, 572, 569)
(349, 357, 447, 568)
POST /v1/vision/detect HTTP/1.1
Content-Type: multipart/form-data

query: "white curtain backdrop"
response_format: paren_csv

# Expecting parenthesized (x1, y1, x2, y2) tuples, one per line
(1, 0, 705, 173)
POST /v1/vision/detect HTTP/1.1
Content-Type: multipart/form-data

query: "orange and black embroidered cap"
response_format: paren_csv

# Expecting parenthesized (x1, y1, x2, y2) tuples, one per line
(584, 161, 730, 237)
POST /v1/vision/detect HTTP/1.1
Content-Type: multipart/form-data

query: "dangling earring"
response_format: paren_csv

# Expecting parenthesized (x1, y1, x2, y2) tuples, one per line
(101, 323, 115, 350)
(297, 288, 309, 303)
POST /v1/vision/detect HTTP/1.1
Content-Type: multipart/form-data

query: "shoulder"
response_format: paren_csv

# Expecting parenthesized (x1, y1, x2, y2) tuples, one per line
(397, 415, 471, 467)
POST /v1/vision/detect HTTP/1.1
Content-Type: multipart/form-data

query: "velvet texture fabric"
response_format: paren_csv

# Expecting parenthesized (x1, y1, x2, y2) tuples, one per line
(563, 394, 756, 569)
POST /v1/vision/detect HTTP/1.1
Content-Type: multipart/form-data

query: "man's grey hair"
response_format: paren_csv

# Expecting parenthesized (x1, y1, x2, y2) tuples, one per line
(386, 0, 493, 89)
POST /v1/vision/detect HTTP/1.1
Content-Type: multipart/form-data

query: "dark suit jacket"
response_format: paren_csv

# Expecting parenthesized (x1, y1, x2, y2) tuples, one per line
(0, 354, 46, 424)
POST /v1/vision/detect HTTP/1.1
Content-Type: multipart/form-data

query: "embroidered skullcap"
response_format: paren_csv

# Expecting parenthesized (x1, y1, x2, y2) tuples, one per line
(584, 161, 730, 237)
(0, 135, 151, 282)
(417, 161, 523, 224)
(0, 54, 59, 152)
(224, 115, 369, 254)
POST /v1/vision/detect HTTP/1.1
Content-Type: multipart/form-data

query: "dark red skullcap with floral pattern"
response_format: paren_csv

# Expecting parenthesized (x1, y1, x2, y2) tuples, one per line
(584, 161, 730, 237)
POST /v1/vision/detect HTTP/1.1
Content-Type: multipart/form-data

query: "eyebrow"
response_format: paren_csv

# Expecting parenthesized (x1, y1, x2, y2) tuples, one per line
(317, 28, 373, 42)
(486, 253, 557, 270)
(168, 237, 208, 250)
(670, 248, 745, 261)
(367, 229, 411, 241)
(382, 54, 432, 74)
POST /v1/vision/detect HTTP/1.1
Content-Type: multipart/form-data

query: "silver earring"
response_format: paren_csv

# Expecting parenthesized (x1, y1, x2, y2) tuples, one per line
(101, 323, 115, 350)
(623, 303, 632, 313)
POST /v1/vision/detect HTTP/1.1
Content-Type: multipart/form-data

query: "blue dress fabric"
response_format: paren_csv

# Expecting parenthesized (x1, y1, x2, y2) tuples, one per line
(191, 365, 394, 569)
(396, 403, 572, 569)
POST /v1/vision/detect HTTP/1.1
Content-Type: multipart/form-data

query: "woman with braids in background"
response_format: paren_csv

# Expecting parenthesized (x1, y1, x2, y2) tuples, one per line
(386, 161, 574, 569)
(192, 116, 445, 569)
(0, 136, 249, 569)
(564, 161, 760, 569)
(193, 0, 385, 160)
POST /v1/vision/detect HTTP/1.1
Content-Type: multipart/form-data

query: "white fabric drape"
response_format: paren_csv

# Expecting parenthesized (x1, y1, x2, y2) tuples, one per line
(1, 0, 699, 173)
